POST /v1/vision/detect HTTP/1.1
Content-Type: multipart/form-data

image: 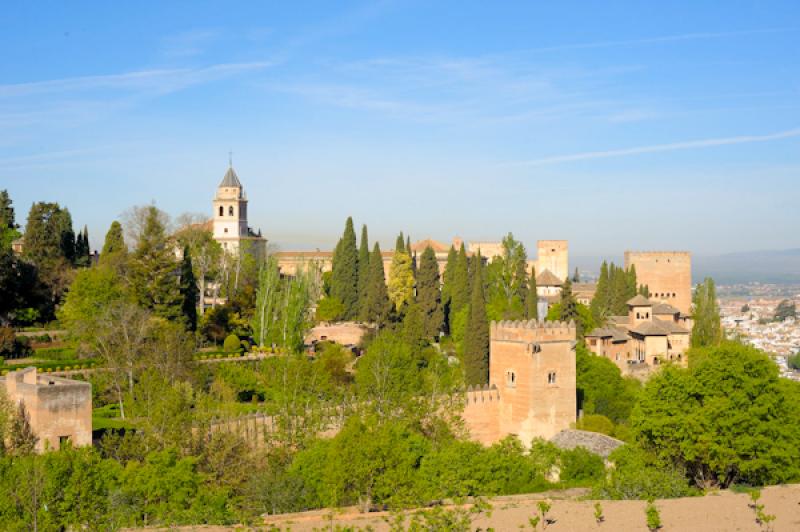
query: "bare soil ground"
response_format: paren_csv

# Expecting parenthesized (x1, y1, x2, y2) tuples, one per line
(146, 484, 800, 531)
(263, 485, 800, 532)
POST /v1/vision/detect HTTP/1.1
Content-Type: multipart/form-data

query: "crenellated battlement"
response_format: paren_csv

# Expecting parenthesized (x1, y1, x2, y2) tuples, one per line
(490, 319, 576, 342)
(464, 384, 501, 405)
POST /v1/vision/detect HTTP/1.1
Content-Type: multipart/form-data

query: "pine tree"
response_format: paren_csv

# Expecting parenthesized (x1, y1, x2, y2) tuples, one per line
(450, 243, 470, 330)
(357, 224, 370, 314)
(363, 242, 391, 326)
(527, 267, 539, 320)
(463, 253, 489, 385)
(388, 233, 414, 313)
(417, 246, 443, 338)
(331, 217, 359, 320)
(129, 206, 182, 320)
(179, 245, 199, 331)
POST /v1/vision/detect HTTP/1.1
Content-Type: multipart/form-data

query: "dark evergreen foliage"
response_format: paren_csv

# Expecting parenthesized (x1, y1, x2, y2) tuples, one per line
(363, 242, 391, 325)
(416, 246, 443, 339)
(330, 217, 359, 320)
(463, 253, 489, 385)
(180, 246, 199, 331)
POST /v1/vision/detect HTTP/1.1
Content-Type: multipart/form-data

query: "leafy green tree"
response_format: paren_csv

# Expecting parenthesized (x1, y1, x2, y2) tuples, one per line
(362, 243, 391, 326)
(486, 233, 527, 321)
(357, 224, 370, 314)
(315, 296, 344, 322)
(58, 264, 129, 341)
(416, 246, 443, 338)
(174, 217, 222, 317)
(632, 341, 800, 488)
(463, 254, 489, 385)
(356, 330, 425, 415)
(575, 344, 640, 424)
(179, 246, 199, 331)
(330, 217, 359, 320)
(388, 233, 414, 313)
(691, 277, 722, 348)
(129, 206, 182, 321)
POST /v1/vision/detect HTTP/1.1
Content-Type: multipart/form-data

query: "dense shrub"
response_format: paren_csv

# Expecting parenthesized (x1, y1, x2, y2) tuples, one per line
(223, 334, 240, 353)
(0, 327, 32, 359)
(593, 445, 697, 500)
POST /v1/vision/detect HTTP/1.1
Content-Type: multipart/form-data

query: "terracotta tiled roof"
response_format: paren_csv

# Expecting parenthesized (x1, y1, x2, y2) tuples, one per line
(409, 238, 451, 253)
(652, 303, 680, 315)
(630, 318, 688, 336)
(626, 294, 653, 307)
(536, 269, 563, 286)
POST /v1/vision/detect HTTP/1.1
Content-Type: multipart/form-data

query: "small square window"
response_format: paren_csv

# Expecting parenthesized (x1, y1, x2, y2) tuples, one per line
(506, 371, 516, 387)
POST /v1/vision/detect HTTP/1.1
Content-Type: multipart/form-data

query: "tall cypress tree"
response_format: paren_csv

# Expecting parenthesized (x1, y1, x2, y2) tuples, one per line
(357, 224, 370, 314)
(417, 246, 443, 338)
(331, 217, 359, 320)
(363, 242, 391, 326)
(527, 268, 539, 320)
(441, 245, 458, 333)
(179, 245, 199, 331)
(102, 221, 126, 256)
(129, 206, 182, 320)
(626, 265, 638, 301)
(591, 261, 610, 324)
(450, 243, 470, 325)
(388, 231, 414, 313)
(559, 278, 582, 338)
(463, 253, 489, 385)
(572, 267, 580, 283)
(75, 225, 90, 267)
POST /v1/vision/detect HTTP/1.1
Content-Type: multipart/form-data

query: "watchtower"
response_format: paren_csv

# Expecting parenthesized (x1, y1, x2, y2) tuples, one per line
(489, 319, 577, 443)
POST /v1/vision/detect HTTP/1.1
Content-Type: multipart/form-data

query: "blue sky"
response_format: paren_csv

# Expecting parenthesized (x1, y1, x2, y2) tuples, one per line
(1, 1, 798, 257)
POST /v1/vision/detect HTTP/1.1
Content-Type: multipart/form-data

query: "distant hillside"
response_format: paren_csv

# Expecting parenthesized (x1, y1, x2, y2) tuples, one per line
(694, 249, 800, 284)
(572, 249, 800, 285)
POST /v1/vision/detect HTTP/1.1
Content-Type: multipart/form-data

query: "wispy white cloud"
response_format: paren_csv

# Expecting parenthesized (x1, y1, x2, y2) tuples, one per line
(505, 128, 800, 167)
(0, 61, 274, 99)
(520, 28, 796, 54)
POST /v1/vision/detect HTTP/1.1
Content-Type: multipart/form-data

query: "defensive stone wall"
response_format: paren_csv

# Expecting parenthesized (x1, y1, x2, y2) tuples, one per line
(462, 384, 501, 445)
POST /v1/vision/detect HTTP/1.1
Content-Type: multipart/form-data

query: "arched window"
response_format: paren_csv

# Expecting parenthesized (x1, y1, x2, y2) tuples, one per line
(547, 371, 557, 384)
(218, 206, 223, 216)
(228, 206, 234, 216)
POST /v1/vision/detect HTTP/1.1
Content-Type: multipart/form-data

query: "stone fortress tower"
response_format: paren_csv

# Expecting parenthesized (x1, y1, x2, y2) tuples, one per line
(463, 319, 577, 446)
(624, 251, 692, 315)
(529, 240, 569, 281)
(212, 162, 266, 255)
